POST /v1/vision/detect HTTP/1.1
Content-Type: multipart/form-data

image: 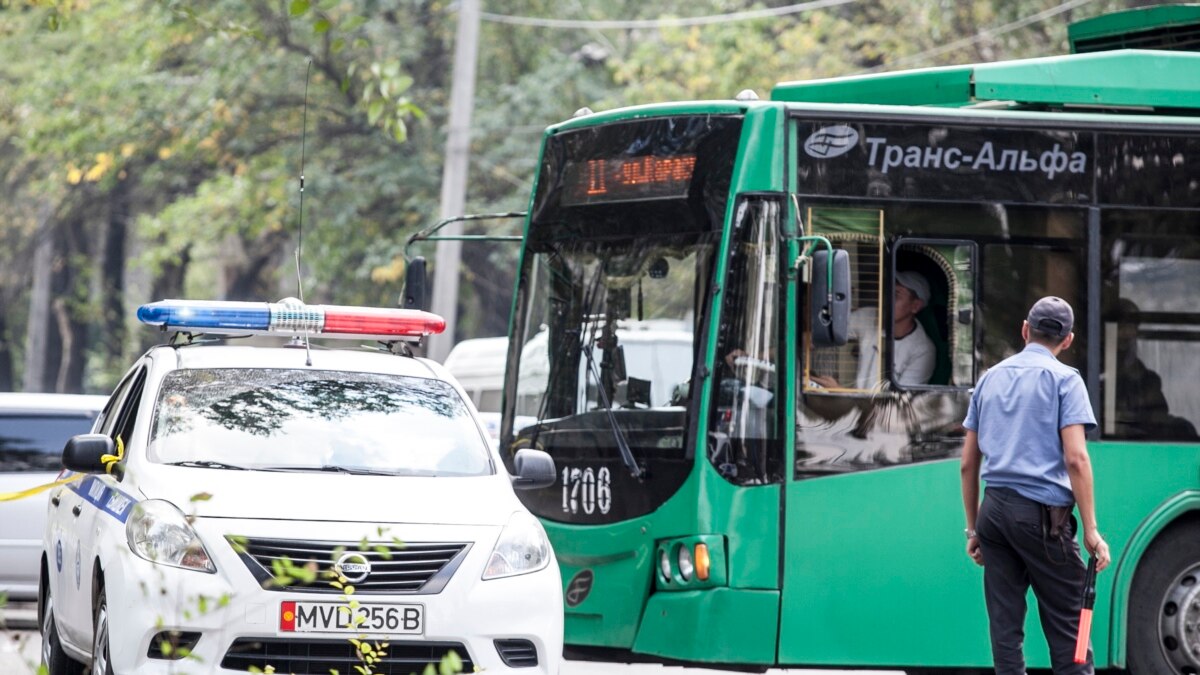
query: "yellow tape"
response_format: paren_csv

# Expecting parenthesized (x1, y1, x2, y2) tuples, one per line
(0, 435, 124, 502)
(101, 436, 125, 474)
(0, 474, 82, 503)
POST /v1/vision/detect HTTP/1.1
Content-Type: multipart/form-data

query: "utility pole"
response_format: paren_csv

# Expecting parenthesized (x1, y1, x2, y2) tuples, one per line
(428, 0, 481, 362)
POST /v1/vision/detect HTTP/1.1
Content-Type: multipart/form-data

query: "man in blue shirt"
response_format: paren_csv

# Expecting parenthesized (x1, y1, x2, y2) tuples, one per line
(960, 296, 1111, 675)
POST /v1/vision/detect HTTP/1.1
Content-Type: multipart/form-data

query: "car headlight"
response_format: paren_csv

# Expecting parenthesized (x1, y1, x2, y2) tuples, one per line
(125, 500, 216, 573)
(483, 511, 551, 580)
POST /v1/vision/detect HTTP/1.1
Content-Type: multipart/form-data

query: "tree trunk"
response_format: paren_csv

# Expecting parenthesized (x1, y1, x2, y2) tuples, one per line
(0, 310, 14, 391)
(100, 182, 128, 364)
(23, 207, 58, 393)
(54, 214, 90, 393)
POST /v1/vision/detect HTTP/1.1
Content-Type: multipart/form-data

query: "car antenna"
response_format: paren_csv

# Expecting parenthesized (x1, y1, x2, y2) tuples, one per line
(295, 58, 314, 366)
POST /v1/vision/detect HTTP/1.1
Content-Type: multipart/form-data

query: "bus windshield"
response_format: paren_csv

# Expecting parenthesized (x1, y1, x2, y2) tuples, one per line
(503, 113, 741, 523)
(506, 236, 712, 523)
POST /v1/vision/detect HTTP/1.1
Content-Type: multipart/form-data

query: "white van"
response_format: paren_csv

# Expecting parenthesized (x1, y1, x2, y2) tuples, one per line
(443, 337, 508, 413)
(515, 320, 694, 416)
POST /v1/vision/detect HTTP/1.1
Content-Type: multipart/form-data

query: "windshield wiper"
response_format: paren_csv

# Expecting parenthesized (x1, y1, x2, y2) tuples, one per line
(583, 343, 644, 480)
(261, 465, 399, 476)
(167, 460, 251, 471)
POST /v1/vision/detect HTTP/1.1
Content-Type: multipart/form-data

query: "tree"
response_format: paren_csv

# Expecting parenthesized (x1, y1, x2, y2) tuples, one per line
(0, 0, 1157, 392)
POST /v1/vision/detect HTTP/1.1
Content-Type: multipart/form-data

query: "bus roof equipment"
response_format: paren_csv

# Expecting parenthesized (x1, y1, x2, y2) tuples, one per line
(1068, 4, 1200, 54)
(773, 6, 1200, 112)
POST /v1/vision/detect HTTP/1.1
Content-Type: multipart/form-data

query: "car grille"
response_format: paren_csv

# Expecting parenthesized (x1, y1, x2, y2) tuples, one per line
(231, 537, 471, 594)
(220, 638, 472, 674)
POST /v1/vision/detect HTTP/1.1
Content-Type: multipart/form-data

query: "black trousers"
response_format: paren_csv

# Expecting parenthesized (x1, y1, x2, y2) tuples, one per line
(976, 487, 1092, 675)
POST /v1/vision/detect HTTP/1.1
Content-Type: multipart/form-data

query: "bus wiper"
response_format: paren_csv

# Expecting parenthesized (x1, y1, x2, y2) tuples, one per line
(168, 460, 251, 471)
(583, 344, 644, 480)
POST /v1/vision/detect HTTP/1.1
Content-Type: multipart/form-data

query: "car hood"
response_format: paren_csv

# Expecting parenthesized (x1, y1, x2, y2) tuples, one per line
(135, 466, 521, 526)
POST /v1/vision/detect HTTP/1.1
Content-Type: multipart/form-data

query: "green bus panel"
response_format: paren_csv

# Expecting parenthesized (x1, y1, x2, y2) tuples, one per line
(778, 443, 1200, 668)
(972, 51, 1200, 110)
(772, 66, 975, 106)
(634, 588, 779, 664)
(731, 104, 786, 192)
(773, 51, 1200, 110)
(552, 455, 786, 651)
(551, 469, 701, 649)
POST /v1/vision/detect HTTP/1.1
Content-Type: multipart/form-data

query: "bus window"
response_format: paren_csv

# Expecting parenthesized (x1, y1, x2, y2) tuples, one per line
(709, 198, 784, 485)
(891, 240, 977, 390)
(795, 202, 1087, 475)
(970, 207, 1088, 373)
(802, 207, 883, 394)
(980, 242, 1086, 373)
(1102, 211, 1200, 441)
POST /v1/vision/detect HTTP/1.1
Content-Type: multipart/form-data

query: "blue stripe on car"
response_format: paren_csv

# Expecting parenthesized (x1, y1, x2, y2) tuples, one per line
(67, 475, 137, 523)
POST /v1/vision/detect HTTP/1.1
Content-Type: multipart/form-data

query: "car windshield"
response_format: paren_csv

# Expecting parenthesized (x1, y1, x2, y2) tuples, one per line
(147, 368, 492, 477)
(0, 414, 98, 473)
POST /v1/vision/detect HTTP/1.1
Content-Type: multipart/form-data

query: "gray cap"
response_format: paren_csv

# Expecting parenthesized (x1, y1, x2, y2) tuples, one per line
(895, 271, 930, 304)
(1027, 296, 1074, 338)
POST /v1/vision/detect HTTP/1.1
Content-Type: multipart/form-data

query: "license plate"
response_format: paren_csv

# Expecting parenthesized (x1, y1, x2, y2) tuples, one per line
(280, 601, 423, 634)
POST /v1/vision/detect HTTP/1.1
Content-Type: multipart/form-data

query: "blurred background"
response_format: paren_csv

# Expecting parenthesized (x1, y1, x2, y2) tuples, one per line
(0, 0, 1153, 395)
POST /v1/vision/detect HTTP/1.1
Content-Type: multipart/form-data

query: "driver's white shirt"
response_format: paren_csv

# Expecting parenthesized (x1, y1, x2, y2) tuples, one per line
(849, 308, 936, 390)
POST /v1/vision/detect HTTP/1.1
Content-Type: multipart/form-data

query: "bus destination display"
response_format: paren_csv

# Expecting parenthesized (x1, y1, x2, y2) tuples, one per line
(561, 154, 697, 206)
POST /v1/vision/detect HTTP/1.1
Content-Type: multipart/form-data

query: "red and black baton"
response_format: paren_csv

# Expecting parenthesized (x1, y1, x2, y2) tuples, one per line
(1074, 555, 1098, 664)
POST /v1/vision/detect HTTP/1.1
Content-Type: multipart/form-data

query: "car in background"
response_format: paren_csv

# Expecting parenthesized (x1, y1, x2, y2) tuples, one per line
(443, 336, 508, 414)
(40, 300, 562, 675)
(444, 337, 512, 446)
(0, 393, 107, 603)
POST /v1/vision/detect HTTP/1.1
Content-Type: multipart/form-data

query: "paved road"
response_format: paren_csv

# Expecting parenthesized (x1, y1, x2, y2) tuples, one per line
(0, 623, 902, 675)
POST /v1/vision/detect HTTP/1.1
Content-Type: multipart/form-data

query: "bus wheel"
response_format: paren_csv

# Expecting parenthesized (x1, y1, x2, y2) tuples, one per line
(1128, 523, 1200, 675)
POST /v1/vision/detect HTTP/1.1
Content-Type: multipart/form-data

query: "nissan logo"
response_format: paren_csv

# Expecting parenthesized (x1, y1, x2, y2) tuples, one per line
(565, 569, 594, 608)
(334, 552, 372, 584)
(804, 125, 859, 159)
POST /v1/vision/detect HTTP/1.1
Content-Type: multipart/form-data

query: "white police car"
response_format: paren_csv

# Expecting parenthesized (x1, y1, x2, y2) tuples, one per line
(40, 299, 562, 674)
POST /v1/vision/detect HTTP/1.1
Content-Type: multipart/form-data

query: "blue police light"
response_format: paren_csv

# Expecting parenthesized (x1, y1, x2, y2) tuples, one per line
(135, 299, 446, 340)
(137, 301, 271, 331)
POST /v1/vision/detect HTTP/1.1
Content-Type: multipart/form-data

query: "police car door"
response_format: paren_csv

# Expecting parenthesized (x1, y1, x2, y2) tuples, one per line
(46, 388, 117, 649)
(63, 365, 147, 643)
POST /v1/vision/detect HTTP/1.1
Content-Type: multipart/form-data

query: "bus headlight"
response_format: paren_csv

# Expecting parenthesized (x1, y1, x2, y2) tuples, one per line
(677, 544, 694, 581)
(659, 548, 672, 582)
(483, 511, 551, 580)
(125, 500, 215, 573)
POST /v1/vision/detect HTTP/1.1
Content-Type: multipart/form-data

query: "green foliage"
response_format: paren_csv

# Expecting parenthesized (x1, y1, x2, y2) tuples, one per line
(0, 0, 1147, 391)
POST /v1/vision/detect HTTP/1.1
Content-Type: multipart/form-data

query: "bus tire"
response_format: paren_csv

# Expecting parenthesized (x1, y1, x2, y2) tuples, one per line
(1127, 521, 1200, 675)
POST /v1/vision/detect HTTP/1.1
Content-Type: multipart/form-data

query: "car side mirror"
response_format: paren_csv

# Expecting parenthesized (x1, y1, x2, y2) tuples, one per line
(62, 434, 115, 474)
(809, 249, 851, 348)
(402, 256, 428, 312)
(511, 448, 556, 490)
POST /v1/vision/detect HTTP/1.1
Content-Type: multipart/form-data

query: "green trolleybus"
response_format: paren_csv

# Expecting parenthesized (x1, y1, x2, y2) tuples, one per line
(486, 6, 1200, 673)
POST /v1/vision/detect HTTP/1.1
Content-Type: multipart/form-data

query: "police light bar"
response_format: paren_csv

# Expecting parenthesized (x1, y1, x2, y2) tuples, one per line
(136, 299, 446, 341)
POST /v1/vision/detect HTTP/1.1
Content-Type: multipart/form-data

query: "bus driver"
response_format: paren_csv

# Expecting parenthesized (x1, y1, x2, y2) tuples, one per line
(811, 270, 936, 390)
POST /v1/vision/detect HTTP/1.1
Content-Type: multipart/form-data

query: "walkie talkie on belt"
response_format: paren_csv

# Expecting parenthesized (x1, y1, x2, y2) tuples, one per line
(1074, 556, 1098, 664)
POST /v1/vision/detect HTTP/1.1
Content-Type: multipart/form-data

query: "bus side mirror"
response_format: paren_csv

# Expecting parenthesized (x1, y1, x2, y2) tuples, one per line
(512, 448, 556, 490)
(403, 256, 428, 311)
(809, 249, 850, 348)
